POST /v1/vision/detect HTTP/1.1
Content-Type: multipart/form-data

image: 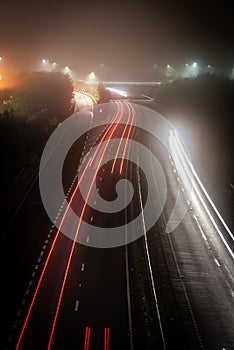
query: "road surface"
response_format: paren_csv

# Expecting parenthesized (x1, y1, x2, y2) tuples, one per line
(2, 100, 234, 350)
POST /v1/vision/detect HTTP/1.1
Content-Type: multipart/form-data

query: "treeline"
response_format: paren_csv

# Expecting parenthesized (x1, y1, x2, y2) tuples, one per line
(1, 71, 74, 121)
(153, 73, 234, 158)
(0, 71, 74, 223)
(155, 73, 234, 121)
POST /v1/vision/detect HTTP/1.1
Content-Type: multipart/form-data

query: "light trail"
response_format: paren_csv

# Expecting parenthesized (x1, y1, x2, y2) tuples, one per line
(169, 130, 234, 260)
(104, 328, 110, 350)
(119, 102, 135, 174)
(174, 130, 233, 241)
(79, 90, 97, 104)
(15, 157, 91, 350)
(74, 91, 94, 109)
(47, 104, 124, 348)
(16, 102, 122, 349)
(111, 101, 130, 173)
(83, 327, 91, 350)
(106, 87, 128, 97)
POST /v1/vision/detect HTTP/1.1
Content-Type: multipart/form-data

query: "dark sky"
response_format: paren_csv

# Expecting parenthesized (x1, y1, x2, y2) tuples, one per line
(1, 0, 233, 79)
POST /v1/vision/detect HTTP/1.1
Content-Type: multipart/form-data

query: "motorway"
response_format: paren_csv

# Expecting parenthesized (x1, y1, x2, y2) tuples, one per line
(2, 99, 234, 349)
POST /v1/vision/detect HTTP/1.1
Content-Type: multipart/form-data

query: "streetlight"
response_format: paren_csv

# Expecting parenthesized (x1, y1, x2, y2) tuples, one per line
(165, 64, 173, 78)
(41, 58, 49, 71)
(86, 71, 98, 84)
(64, 66, 70, 73)
(191, 62, 199, 77)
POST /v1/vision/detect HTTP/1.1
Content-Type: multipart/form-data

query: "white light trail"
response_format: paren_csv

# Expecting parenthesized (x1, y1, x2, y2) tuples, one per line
(106, 87, 128, 97)
(169, 129, 234, 260)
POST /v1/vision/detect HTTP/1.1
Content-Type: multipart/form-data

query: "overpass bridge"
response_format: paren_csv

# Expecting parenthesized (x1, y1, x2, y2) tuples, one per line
(76, 80, 161, 86)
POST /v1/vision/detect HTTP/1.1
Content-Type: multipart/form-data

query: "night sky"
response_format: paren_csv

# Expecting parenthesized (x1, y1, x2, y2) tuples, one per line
(1, 0, 234, 79)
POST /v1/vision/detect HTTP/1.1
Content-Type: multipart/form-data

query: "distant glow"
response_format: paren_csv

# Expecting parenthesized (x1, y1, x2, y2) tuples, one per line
(89, 72, 96, 79)
(165, 64, 173, 77)
(0, 57, 2, 61)
(42, 59, 47, 64)
(64, 66, 72, 76)
(73, 91, 94, 109)
(192, 62, 197, 67)
(106, 87, 128, 97)
(85, 71, 98, 83)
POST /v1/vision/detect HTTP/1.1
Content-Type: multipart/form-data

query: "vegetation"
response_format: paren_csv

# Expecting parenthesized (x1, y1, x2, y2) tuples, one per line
(0, 71, 74, 230)
(97, 83, 111, 104)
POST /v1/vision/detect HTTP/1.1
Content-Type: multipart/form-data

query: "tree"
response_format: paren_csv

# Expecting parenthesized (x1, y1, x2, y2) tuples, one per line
(10, 71, 74, 122)
(97, 83, 111, 104)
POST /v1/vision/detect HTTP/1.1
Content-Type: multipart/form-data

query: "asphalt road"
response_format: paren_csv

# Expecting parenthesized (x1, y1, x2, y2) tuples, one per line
(2, 100, 234, 350)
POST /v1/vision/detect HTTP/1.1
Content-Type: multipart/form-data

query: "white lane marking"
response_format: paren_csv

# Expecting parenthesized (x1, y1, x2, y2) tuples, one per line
(81, 263, 85, 271)
(194, 215, 223, 268)
(90, 216, 94, 222)
(93, 200, 96, 206)
(86, 236, 90, 243)
(137, 163, 166, 349)
(74, 300, 80, 311)
(193, 215, 207, 239)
